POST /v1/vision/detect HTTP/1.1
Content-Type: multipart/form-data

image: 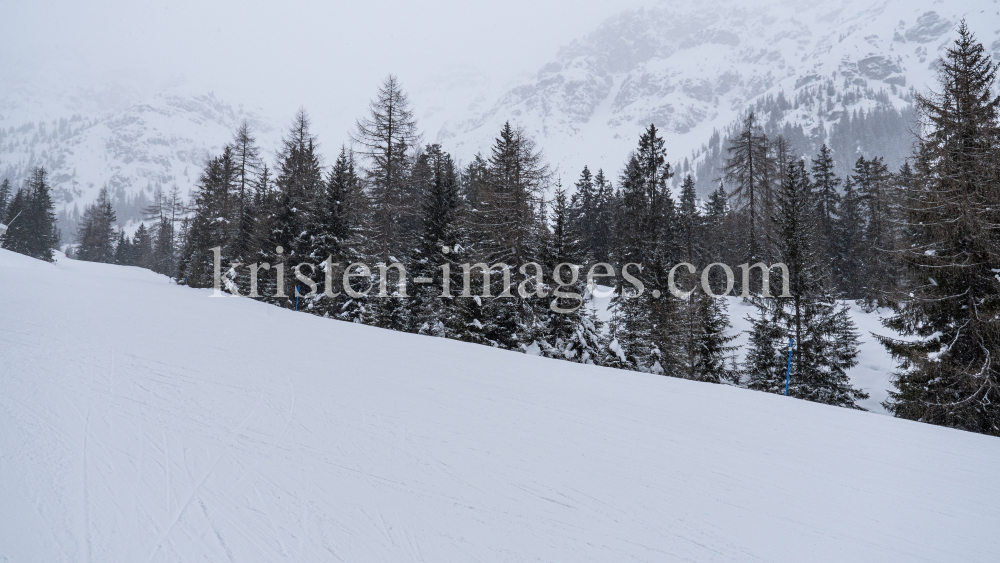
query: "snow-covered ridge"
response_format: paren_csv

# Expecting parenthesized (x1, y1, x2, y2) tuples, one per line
(440, 0, 995, 177)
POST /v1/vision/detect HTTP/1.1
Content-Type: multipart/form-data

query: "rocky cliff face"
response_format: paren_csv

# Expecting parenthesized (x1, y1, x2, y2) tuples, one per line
(438, 0, 989, 182)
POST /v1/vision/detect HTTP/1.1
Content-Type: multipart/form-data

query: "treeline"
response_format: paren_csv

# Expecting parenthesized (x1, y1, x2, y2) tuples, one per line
(0, 168, 59, 262)
(688, 84, 916, 195)
(142, 75, 869, 411)
(72, 184, 184, 273)
(68, 24, 1000, 435)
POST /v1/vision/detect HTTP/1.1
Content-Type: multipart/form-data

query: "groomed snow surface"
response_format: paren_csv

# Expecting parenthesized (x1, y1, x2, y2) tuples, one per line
(1, 248, 998, 562)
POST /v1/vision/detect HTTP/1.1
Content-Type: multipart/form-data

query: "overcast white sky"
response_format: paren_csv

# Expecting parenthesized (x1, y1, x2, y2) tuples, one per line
(0, 0, 651, 142)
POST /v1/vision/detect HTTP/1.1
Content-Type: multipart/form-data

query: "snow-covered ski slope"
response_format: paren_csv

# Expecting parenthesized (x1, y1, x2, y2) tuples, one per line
(1, 248, 998, 562)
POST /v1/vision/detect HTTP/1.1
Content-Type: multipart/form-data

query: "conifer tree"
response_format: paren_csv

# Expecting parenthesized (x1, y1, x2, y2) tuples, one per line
(672, 174, 737, 382)
(24, 168, 59, 261)
(113, 229, 135, 266)
(410, 144, 462, 336)
(145, 187, 180, 275)
(244, 162, 275, 295)
(692, 294, 738, 382)
(446, 157, 491, 345)
(459, 153, 488, 210)
(881, 23, 1000, 434)
(851, 155, 896, 307)
(75, 186, 117, 263)
(265, 110, 327, 308)
(279, 111, 325, 259)
(352, 75, 419, 265)
(702, 182, 732, 278)
(305, 146, 368, 321)
(178, 148, 235, 286)
(810, 144, 841, 264)
(231, 123, 263, 273)
(570, 166, 598, 261)
(745, 159, 867, 408)
(832, 172, 865, 297)
(174, 216, 192, 277)
(1, 188, 29, 256)
(724, 112, 775, 264)
(133, 223, 154, 269)
(677, 174, 701, 265)
(468, 122, 551, 349)
(0, 178, 11, 222)
(589, 168, 614, 264)
(611, 124, 676, 373)
(542, 186, 604, 362)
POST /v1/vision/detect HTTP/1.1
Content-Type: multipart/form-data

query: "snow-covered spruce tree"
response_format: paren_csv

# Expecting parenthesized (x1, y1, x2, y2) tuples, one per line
(133, 223, 154, 270)
(589, 168, 615, 264)
(458, 152, 488, 210)
(692, 293, 739, 383)
(671, 174, 738, 382)
(832, 169, 865, 298)
(610, 156, 658, 372)
(444, 244, 489, 346)
(24, 168, 59, 261)
(174, 216, 191, 276)
(569, 165, 602, 263)
(880, 23, 1000, 435)
(0, 178, 11, 221)
(261, 110, 325, 308)
(243, 162, 277, 298)
(2, 171, 58, 262)
(178, 147, 236, 287)
(2, 189, 30, 256)
(75, 185, 117, 264)
(465, 122, 550, 350)
(743, 304, 788, 388)
(673, 174, 703, 379)
(745, 158, 867, 409)
(541, 186, 604, 363)
(445, 157, 490, 346)
(851, 155, 897, 308)
(610, 124, 677, 373)
(408, 144, 462, 337)
(113, 229, 135, 266)
(307, 146, 368, 322)
(702, 181, 736, 283)
(677, 174, 701, 265)
(810, 144, 841, 266)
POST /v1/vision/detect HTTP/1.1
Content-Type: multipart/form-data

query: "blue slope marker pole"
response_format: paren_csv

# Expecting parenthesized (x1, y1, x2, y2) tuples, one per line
(295, 286, 300, 311)
(785, 337, 794, 396)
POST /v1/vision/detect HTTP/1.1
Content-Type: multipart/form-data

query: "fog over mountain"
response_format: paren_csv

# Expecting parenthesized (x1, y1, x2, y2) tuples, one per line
(1, 0, 997, 239)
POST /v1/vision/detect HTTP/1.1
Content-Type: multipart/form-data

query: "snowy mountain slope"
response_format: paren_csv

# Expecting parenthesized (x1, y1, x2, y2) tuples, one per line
(3, 0, 993, 226)
(0, 86, 277, 229)
(2, 248, 998, 562)
(440, 0, 998, 178)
